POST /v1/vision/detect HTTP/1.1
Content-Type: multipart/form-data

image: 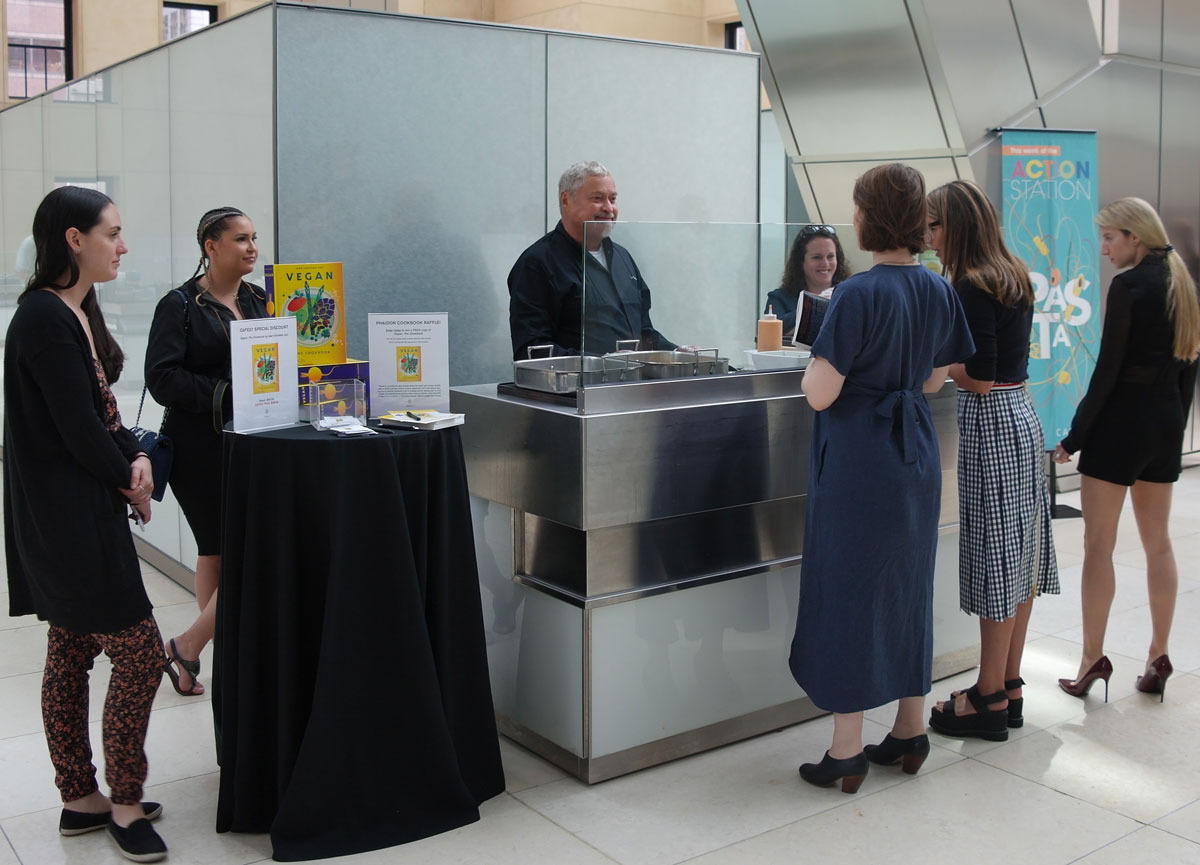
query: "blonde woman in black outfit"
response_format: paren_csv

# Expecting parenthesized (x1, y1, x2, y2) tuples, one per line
(4, 187, 167, 861)
(922, 180, 1058, 743)
(1055, 197, 1200, 702)
(146, 207, 266, 696)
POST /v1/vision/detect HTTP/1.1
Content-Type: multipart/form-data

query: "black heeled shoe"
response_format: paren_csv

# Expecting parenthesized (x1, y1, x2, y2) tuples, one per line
(864, 733, 930, 774)
(1135, 654, 1172, 702)
(798, 751, 868, 794)
(928, 685, 1009, 741)
(1058, 656, 1112, 702)
(1005, 677, 1025, 729)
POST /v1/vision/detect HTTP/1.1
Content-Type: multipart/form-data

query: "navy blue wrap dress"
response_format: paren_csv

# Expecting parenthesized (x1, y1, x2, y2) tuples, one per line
(789, 264, 974, 713)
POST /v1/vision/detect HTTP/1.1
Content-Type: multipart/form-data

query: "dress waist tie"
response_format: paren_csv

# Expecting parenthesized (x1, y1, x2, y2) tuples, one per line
(843, 382, 924, 465)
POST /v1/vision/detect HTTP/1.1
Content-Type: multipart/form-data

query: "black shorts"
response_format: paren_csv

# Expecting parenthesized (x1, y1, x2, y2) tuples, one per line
(1077, 382, 1185, 486)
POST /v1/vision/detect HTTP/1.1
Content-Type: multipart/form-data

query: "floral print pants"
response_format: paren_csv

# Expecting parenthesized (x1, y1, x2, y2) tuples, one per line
(42, 617, 165, 804)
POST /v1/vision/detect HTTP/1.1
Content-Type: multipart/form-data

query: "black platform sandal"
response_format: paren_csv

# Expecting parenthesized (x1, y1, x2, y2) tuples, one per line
(1005, 677, 1025, 728)
(928, 684, 1009, 742)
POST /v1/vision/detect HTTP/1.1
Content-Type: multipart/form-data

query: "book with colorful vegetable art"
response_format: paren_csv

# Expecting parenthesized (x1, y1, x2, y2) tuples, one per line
(264, 262, 347, 365)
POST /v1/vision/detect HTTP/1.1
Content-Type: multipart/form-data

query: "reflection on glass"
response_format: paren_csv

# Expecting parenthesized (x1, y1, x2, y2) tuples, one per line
(574, 221, 852, 383)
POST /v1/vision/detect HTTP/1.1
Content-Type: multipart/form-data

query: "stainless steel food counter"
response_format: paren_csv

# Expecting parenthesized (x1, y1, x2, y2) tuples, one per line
(451, 371, 977, 783)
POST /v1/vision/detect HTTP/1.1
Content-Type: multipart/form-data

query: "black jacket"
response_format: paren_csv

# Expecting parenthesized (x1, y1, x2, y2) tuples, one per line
(1062, 255, 1199, 453)
(4, 290, 150, 632)
(145, 277, 268, 434)
(507, 221, 674, 360)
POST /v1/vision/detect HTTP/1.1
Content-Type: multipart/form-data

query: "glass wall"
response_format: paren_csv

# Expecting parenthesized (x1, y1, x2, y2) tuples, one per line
(274, 5, 762, 386)
(0, 5, 274, 573)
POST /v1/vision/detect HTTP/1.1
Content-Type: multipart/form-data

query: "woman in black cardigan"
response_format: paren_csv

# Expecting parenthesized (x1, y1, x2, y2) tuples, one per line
(3, 187, 168, 861)
(146, 207, 266, 696)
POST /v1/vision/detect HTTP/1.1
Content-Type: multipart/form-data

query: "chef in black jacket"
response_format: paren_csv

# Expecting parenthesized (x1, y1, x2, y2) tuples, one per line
(508, 161, 677, 360)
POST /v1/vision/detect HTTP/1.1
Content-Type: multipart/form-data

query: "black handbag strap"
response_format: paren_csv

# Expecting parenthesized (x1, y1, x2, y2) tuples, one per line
(136, 288, 191, 429)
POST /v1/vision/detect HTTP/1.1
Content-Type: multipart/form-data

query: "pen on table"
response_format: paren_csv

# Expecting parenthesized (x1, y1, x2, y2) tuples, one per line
(406, 411, 422, 421)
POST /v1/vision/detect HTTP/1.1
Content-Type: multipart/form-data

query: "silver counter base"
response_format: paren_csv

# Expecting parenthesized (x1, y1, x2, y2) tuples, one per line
(457, 379, 980, 785)
(498, 634, 977, 783)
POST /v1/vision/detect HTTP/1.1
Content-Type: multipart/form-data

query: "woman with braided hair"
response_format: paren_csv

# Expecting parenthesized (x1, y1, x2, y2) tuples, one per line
(145, 207, 266, 695)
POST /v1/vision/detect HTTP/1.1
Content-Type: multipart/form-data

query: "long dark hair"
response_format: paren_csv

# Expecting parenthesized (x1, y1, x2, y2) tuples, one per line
(927, 180, 1032, 309)
(21, 186, 126, 382)
(778, 226, 851, 296)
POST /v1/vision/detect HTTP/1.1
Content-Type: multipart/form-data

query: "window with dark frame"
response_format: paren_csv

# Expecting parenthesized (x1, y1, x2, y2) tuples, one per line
(163, 2, 217, 43)
(6, 0, 72, 100)
(724, 21, 750, 53)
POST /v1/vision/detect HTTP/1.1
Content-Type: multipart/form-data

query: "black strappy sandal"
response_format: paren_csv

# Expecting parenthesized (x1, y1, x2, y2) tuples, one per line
(164, 638, 204, 696)
(1005, 677, 1025, 728)
(928, 684, 1009, 741)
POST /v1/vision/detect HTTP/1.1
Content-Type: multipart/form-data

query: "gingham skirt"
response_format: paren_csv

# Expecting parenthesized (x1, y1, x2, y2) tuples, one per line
(957, 385, 1060, 620)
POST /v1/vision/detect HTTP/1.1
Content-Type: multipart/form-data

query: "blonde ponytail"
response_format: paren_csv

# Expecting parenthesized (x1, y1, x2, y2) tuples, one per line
(1165, 250, 1200, 361)
(1097, 197, 1200, 361)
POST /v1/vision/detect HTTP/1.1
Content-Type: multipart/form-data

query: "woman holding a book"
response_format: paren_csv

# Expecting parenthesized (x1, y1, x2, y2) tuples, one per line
(145, 207, 267, 696)
(5, 187, 169, 861)
(764, 224, 851, 342)
(789, 164, 973, 793)
(924, 180, 1058, 742)
(1054, 197, 1199, 703)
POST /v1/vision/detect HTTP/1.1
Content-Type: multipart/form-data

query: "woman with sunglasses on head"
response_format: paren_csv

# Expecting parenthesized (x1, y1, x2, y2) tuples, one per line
(1054, 197, 1199, 703)
(4, 186, 168, 861)
(765, 225, 852, 342)
(145, 207, 266, 697)
(790, 164, 973, 793)
(924, 180, 1059, 742)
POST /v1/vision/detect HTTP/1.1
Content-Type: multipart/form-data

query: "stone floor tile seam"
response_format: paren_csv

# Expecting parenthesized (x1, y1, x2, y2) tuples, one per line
(503, 793, 627, 865)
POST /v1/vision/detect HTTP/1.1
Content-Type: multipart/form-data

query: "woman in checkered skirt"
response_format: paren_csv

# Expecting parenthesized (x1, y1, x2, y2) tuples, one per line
(924, 180, 1059, 742)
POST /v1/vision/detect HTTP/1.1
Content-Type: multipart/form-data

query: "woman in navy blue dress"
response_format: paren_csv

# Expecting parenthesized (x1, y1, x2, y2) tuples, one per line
(790, 163, 974, 793)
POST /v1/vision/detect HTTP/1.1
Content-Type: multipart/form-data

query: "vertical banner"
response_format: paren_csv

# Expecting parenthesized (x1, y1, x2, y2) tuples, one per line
(1001, 129, 1101, 447)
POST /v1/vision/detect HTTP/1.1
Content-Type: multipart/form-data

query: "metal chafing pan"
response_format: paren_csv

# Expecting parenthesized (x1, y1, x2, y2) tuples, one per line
(513, 345, 644, 393)
(609, 341, 730, 378)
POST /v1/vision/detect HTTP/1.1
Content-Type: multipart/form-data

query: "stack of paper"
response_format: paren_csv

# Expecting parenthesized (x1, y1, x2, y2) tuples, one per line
(377, 410, 465, 430)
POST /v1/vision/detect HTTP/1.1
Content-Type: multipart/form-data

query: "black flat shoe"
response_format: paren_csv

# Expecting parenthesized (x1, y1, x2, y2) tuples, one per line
(864, 733, 930, 774)
(798, 750, 868, 794)
(929, 684, 1009, 741)
(60, 802, 162, 836)
(107, 817, 167, 863)
(1005, 677, 1025, 729)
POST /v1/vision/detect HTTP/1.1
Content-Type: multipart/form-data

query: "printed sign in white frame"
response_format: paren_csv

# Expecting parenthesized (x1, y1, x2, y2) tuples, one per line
(230, 317, 300, 433)
(367, 313, 450, 414)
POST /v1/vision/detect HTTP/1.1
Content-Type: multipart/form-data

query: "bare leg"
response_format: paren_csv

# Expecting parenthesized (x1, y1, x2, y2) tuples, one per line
(830, 711, 864, 759)
(891, 696, 926, 738)
(1004, 594, 1035, 700)
(1129, 481, 1177, 661)
(1073, 475, 1127, 681)
(164, 554, 220, 693)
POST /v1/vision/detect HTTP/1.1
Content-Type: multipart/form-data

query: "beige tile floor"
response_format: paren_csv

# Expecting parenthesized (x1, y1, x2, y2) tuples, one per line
(3, 468, 1200, 864)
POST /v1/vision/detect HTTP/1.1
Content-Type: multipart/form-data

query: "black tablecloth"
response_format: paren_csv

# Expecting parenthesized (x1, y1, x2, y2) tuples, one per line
(213, 424, 505, 861)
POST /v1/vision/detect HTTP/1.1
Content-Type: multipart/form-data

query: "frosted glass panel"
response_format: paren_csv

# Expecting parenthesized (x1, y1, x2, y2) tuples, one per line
(168, 7, 275, 290)
(275, 7, 547, 387)
(546, 36, 759, 228)
(589, 567, 802, 757)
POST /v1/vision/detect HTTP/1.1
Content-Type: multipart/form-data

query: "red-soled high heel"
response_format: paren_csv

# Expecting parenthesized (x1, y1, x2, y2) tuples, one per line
(1135, 654, 1173, 702)
(1058, 656, 1113, 702)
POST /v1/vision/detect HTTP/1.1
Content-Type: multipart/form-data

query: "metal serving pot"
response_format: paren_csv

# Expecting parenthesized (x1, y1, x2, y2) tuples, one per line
(609, 341, 729, 378)
(513, 345, 643, 393)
